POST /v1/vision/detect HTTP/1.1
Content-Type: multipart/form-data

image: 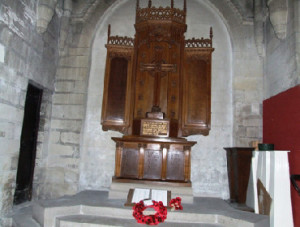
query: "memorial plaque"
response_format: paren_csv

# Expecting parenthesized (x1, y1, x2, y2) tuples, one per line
(143, 149, 162, 179)
(141, 119, 170, 137)
(121, 148, 139, 178)
(166, 148, 185, 181)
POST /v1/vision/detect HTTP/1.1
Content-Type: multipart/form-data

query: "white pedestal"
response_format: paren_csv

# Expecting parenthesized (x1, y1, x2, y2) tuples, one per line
(249, 150, 293, 227)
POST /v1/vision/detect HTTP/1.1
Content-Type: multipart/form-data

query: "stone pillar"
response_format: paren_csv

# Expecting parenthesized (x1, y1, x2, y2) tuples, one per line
(37, 0, 58, 33)
(254, 0, 266, 56)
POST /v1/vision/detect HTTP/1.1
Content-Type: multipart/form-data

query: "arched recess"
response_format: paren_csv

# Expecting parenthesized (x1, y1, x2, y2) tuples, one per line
(79, 0, 236, 199)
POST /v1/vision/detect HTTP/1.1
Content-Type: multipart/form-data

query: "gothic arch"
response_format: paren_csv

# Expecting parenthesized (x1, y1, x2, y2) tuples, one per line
(79, 0, 237, 198)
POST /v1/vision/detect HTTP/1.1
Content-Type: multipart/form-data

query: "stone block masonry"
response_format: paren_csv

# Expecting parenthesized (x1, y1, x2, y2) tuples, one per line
(232, 43, 263, 146)
(1, 0, 298, 225)
(0, 43, 4, 62)
(0, 0, 62, 224)
(41, 0, 121, 197)
(265, 0, 298, 99)
(41, 0, 101, 198)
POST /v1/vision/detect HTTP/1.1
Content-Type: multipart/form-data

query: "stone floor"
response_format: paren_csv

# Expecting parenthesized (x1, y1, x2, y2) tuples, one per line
(10, 191, 269, 227)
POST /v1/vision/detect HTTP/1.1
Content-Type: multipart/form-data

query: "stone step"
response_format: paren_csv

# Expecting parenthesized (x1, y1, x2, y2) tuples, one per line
(30, 191, 269, 227)
(109, 181, 194, 203)
(12, 213, 41, 227)
(11, 202, 41, 227)
(57, 215, 224, 227)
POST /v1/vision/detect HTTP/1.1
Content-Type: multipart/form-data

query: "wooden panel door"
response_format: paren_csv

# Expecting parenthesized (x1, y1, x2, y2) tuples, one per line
(101, 47, 133, 134)
(182, 51, 212, 136)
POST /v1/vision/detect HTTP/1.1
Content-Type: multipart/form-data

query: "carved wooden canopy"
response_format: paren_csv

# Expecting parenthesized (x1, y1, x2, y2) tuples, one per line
(101, 0, 214, 137)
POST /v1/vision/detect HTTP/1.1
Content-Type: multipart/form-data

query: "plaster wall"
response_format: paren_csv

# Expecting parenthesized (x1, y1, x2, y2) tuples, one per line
(81, 0, 233, 198)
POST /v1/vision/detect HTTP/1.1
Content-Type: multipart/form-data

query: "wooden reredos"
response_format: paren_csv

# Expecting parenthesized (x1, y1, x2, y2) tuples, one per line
(101, 0, 214, 137)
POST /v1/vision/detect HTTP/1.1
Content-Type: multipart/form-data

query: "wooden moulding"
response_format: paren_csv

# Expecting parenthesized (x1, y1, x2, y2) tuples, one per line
(112, 136, 196, 145)
(112, 177, 192, 187)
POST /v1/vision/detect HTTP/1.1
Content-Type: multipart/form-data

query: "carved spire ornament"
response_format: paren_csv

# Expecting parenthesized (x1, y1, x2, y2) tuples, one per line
(184, 0, 187, 12)
(210, 27, 213, 46)
(107, 24, 111, 41)
(171, 0, 174, 8)
(136, 0, 140, 9)
(148, 0, 152, 8)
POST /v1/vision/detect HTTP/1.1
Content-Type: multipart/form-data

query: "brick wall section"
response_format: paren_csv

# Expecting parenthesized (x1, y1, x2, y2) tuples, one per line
(0, 0, 61, 224)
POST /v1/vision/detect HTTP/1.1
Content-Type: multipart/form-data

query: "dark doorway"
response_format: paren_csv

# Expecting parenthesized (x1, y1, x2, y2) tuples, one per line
(14, 83, 43, 205)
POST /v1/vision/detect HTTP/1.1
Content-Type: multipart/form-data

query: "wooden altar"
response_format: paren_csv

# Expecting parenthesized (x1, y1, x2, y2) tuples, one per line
(113, 136, 195, 182)
(101, 0, 214, 184)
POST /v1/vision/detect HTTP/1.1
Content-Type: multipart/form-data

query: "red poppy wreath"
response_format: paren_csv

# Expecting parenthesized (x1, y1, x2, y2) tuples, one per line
(132, 197, 183, 225)
(133, 200, 167, 225)
(170, 197, 183, 211)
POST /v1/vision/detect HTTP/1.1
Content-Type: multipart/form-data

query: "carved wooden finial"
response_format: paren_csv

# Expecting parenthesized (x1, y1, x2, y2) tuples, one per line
(148, 0, 152, 8)
(210, 27, 213, 39)
(184, 0, 187, 12)
(107, 24, 111, 42)
(171, 0, 174, 8)
(136, 0, 139, 9)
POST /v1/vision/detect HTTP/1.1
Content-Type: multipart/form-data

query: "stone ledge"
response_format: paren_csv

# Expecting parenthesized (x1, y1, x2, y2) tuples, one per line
(57, 214, 223, 227)
(29, 191, 269, 227)
(109, 181, 194, 204)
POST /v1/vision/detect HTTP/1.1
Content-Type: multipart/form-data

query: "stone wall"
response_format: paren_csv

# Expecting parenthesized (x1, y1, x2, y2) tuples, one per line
(0, 0, 268, 221)
(0, 0, 61, 225)
(42, 0, 263, 200)
(79, 0, 262, 199)
(40, 0, 116, 198)
(232, 24, 263, 146)
(265, 0, 299, 99)
(208, 0, 264, 146)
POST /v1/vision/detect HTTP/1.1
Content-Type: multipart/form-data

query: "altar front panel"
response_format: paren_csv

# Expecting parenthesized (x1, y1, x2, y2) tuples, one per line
(113, 137, 194, 183)
(143, 145, 163, 180)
